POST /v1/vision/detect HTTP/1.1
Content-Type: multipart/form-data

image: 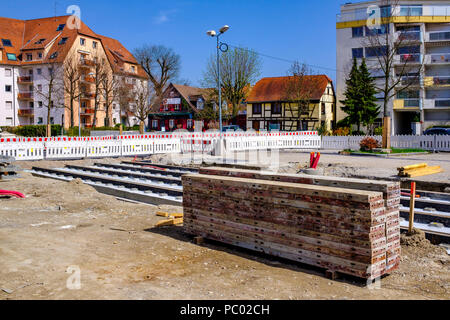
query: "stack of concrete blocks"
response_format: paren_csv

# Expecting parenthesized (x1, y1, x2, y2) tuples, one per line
(182, 167, 401, 279)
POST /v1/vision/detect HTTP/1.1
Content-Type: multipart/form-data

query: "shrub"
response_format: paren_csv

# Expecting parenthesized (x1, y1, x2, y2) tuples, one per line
(332, 127, 351, 136)
(374, 127, 383, 136)
(360, 137, 379, 152)
(2, 125, 62, 137)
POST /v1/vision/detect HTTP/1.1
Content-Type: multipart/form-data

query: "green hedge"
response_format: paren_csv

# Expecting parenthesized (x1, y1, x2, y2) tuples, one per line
(1, 125, 62, 137)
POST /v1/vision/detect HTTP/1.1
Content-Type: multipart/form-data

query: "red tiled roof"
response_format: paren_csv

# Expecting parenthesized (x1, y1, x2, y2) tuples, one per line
(247, 75, 333, 103)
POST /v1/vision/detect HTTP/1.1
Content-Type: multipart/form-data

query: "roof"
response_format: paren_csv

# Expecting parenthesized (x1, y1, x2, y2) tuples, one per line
(246, 75, 333, 103)
(0, 15, 146, 78)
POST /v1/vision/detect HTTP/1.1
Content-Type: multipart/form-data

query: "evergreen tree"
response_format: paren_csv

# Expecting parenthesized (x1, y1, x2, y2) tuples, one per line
(358, 58, 380, 134)
(340, 58, 363, 132)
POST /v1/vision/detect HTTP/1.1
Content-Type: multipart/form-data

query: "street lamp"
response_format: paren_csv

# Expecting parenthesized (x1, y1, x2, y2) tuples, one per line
(206, 25, 230, 149)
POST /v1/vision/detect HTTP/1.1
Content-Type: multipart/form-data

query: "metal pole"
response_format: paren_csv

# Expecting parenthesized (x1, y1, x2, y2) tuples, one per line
(217, 34, 222, 136)
(78, 94, 81, 137)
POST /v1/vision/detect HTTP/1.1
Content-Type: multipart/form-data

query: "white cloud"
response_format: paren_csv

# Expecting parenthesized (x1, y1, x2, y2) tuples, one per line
(153, 10, 176, 24)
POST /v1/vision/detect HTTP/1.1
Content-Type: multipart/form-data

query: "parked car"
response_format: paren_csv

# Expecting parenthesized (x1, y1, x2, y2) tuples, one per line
(222, 125, 241, 132)
(423, 128, 450, 135)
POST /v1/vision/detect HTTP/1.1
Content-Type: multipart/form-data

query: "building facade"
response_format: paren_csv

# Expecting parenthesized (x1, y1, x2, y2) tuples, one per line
(148, 83, 213, 132)
(246, 76, 336, 131)
(337, 1, 450, 134)
(0, 15, 147, 129)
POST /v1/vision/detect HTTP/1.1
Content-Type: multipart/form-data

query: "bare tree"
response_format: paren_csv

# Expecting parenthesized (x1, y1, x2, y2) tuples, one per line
(284, 61, 317, 131)
(115, 78, 133, 127)
(132, 80, 152, 134)
(63, 53, 81, 128)
(133, 45, 181, 107)
(35, 62, 65, 137)
(90, 54, 108, 127)
(102, 73, 119, 127)
(202, 47, 261, 117)
(361, 0, 424, 147)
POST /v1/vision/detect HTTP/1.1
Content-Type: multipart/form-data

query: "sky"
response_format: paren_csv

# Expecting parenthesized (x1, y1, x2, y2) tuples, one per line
(3, 0, 343, 86)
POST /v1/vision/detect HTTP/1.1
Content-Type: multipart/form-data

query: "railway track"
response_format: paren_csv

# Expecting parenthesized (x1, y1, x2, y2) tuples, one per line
(399, 189, 450, 244)
(29, 163, 197, 206)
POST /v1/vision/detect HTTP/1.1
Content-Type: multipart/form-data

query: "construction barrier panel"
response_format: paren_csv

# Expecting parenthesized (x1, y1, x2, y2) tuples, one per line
(0, 137, 44, 160)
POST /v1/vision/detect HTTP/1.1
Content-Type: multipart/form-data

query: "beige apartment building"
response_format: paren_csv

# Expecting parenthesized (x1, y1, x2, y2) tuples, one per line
(0, 15, 147, 129)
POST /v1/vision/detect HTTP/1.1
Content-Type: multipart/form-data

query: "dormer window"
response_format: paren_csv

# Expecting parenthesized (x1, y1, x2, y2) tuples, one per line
(58, 37, 68, 45)
(56, 24, 65, 31)
(131, 66, 136, 73)
(1, 39, 12, 47)
(35, 38, 46, 44)
(49, 52, 58, 59)
(6, 53, 16, 61)
(26, 53, 32, 61)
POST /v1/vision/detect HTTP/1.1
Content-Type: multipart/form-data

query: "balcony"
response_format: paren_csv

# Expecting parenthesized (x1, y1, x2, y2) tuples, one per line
(424, 98, 450, 108)
(427, 54, 450, 64)
(396, 31, 422, 42)
(80, 59, 95, 68)
(80, 108, 95, 115)
(81, 76, 95, 84)
(401, 76, 421, 86)
(397, 54, 422, 64)
(17, 92, 34, 101)
(17, 76, 33, 84)
(81, 92, 96, 100)
(424, 76, 450, 87)
(18, 109, 34, 117)
(393, 99, 420, 110)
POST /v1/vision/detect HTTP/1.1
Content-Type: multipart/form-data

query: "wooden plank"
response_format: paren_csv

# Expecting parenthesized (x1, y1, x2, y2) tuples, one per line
(405, 166, 443, 178)
(183, 174, 384, 203)
(183, 207, 386, 250)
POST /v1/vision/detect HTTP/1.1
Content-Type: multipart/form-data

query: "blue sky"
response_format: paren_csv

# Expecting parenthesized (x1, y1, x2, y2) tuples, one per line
(4, 0, 343, 85)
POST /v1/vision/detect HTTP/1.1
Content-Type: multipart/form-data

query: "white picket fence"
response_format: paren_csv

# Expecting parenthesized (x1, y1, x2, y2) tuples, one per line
(0, 131, 321, 161)
(321, 135, 450, 152)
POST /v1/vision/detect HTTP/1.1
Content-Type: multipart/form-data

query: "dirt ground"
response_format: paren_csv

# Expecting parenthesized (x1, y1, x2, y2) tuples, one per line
(0, 154, 449, 300)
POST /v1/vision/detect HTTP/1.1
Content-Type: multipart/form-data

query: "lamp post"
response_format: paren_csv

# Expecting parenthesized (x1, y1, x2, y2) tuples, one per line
(207, 25, 230, 150)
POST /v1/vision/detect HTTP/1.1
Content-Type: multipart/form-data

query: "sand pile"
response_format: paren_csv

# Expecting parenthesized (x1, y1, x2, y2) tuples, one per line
(401, 228, 432, 249)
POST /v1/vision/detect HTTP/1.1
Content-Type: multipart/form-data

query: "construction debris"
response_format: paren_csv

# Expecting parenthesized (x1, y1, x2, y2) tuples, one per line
(0, 155, 20, 181)
(398, 163, 443, 178)
(184, 168, 402, 280)
(155, 217, 183, 227)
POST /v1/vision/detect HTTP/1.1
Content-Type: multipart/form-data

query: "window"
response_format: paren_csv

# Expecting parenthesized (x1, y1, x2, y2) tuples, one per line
(131, 66, 136, 73)
(80, 38, 86, 46)
(37, 85, 42, 91)
(352, 27, 364, 38)
(38, 101, 43, 107)
(37, 117, 43, 124)
(38, 52, 43, 59)
(37, 68, 42, 75)
(380, 5, 392, 18)
(187, 119, 193, 129)
(5, 85, 11, 92)
(152, 120, 158, 128)
(169, 119, 175, 129)
(321, 103, 326, 115)
(352, 48, 364, 59)
(271, 102, 282, 114)
(26, 53, 32, 61)
(58, 37, 68, 45)
(397, 46, 420, 55)
(56, 24, 65, 31)
(5, 69, 12, 77)
(49, 52, 58, 59)
(93, 41, 97, 49)
(366, 46, 388, 58)
(6, 101, 12, 109)
(400, 5, 422, 17)
(35, 38, 46, 44)
(50, 117, 54, 124)
(6, 118, 13, 126)
(7, 53, 17, 61)
(29, 69, 33, 75)
(397, 90, 419, 99)
(252, 103, 262, 114)
(1, 39, 12, 47)
(29, 102, 34, 108)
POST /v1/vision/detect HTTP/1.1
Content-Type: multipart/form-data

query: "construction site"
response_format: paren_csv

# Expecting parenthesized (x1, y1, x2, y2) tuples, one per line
(0, 132, 449, 300)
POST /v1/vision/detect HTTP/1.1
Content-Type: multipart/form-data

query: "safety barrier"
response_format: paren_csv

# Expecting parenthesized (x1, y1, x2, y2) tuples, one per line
(0, 131, 322, 161)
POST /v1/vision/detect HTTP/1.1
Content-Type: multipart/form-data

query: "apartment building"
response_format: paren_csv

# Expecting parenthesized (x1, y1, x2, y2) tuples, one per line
(336, 1, 450, 134)
(246, 75, 336, 131)
(0, 15, 147, 129)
